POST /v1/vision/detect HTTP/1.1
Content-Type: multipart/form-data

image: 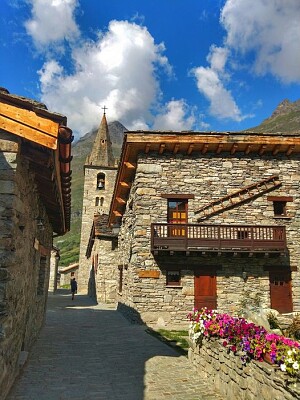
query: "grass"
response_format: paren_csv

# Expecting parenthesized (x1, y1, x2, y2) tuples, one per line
(146, 328, 189, 355)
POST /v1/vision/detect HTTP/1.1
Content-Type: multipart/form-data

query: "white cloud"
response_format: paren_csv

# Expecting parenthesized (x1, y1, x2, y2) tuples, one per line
(192, 0, 300, 121)
(192, 45, 243, 121)
(153, 100, 195, 131)
(38, 20, 174, 137)
(207, 45, 228, 73)
(192, 66, 242, 121)
(221, 0, 300, 83)
(25, 0, 79, 47)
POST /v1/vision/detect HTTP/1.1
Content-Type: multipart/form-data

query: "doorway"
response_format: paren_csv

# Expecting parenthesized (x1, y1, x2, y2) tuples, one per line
(269, 269, 293, 313)
(194, 269, 217, 310)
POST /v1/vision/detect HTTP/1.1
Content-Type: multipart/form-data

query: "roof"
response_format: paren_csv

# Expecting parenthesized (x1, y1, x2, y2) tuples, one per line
(0, 88, 73, 234)
(108, 130, 300, 225)
(59, 263, 79, 273)
(85, 213, 117, 258)
(86, 113, 115, 167)
(94, 213, 116, 237)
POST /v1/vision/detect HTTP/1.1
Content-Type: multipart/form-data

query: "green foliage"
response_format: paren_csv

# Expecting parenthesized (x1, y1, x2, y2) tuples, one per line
(286, 314, 300, 340)
(267, 311, 281, 330)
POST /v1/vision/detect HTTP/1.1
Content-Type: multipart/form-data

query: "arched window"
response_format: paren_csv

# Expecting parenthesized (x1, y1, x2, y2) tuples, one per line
(100, 197, 104, 206)
(95, 197, 99, 206)
(97, 173, 105, 190)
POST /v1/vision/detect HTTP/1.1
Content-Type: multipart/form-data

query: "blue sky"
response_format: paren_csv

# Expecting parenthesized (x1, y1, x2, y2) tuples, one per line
(1, 0, 300, 139)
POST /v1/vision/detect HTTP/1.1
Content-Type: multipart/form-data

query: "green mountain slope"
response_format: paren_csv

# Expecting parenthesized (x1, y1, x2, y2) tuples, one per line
(55, 121, 127, 266)
(245, 99, 300, 134)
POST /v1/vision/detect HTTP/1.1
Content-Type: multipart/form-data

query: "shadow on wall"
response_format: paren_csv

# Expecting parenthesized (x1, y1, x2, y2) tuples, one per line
(7, 289, 181, 400)
(88, 267, 97, 303)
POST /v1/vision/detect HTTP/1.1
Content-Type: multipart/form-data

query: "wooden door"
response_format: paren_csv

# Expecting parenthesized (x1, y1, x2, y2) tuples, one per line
(167, 199, 187, 237)
(269, 270, 293, 313)
(194, 270, 217, 310)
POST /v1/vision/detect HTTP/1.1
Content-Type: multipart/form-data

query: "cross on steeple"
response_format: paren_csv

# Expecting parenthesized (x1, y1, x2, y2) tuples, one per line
(102, 105, 108, 115)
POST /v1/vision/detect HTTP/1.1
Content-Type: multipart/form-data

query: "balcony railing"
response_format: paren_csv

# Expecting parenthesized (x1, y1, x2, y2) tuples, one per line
(151, 223, 287, 253)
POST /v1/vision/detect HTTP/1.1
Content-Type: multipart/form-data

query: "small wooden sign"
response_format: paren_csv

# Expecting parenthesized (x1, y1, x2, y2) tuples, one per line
(138, 270, 160, 279)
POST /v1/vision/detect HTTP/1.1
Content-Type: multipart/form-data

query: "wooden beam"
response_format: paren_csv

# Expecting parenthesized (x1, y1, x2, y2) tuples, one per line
(201, 143, 208, 154)
(173, 143, 180, 154)
(159, 143, 166, 154)
(113, 210, 122, 217)
(0, 115, 57, 149)
(259, 144, 267, 155)
(0, 101, 59, 137)
(216, 143, 223, 154)
(120, 181, 130, 188)
(116, 197, 126, 204)
(286, 145, 295, 156)
(245, 144, 252, 154)
(272, 145, 280, 156)
(124, 162, 136, 169)
(230, 143, 238, 155)
(187, 144, 194, 155)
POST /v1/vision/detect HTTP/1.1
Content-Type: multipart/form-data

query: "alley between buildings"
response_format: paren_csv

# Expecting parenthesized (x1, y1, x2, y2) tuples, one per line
(7, 290, 222, 400)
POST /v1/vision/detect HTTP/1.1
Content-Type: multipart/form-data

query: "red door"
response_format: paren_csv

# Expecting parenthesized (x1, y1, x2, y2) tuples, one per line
(269, 270, 293, 313)
(194, 270, 217, 310)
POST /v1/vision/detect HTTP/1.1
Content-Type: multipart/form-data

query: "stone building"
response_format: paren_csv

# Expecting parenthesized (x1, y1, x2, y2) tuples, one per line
(49, 247, 60, 293)
(78, 112, 118, 302)
(0, 89, 72, 398)
(107, 130, 300, 326)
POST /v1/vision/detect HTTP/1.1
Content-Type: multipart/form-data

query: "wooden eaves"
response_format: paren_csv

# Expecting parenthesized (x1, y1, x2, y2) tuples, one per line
(0, 88, 73, 235)
(108, 130, 300, 226)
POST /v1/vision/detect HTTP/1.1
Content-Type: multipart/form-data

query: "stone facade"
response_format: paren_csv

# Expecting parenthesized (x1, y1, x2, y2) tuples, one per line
(116, 150, 300, 326)
(49, 248, 60, 293)
(188, 338, 300, 400)
(89, 237, 118, 303)
(0, 132, 53, 398)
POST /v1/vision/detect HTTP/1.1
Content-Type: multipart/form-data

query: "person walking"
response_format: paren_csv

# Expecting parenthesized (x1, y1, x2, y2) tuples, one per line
(71, 277, 77, 300)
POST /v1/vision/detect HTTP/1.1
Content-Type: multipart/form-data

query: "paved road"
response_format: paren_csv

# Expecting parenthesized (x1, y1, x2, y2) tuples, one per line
(7, 290, 222, 400)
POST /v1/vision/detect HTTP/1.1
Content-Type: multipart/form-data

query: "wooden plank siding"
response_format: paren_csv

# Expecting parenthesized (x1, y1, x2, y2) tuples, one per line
(0, 101, 58, 149)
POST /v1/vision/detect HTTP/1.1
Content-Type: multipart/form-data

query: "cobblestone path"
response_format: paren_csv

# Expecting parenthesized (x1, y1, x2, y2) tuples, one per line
(7, 290, 222, 400)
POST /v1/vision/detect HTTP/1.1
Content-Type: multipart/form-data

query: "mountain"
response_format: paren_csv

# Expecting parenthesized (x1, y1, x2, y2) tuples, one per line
(55, 121, 127, 266)
(245, 99, 300, 134)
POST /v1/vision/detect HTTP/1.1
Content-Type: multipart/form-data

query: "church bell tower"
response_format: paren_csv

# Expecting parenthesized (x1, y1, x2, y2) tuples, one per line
(78, 109, 118, 293)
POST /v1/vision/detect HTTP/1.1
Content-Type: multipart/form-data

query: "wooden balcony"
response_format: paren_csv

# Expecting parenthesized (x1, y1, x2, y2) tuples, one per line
(151, 223, 287, 254)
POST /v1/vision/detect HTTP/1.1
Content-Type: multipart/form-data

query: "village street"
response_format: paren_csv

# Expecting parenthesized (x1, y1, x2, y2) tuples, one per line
(7, 290, 222, 400)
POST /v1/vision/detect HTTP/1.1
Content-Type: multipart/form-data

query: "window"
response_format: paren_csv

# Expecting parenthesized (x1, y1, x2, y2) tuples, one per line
(166, 270, 181, 286)
(97, 173, 105, 190)
(167, 199, 188, 224)
(100, 197, 104, 206)
(273, 201, 287, 217)
(167, 199, 188, 237)
(95, 197, 99, 206)
(267, 196, 293, 218)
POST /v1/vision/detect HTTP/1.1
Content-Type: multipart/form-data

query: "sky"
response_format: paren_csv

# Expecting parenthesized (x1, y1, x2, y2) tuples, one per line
(1, 0, 300, 140)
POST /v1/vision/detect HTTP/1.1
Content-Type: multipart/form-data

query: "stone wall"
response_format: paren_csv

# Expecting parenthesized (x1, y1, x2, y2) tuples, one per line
(78, 166, 117, 295)
(91, 238, 117, 304)
(49, 249, 59, 293)
(0, 132, 53, 398)
(188, 338, 300, 400)
(117, 151, 300, 326)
